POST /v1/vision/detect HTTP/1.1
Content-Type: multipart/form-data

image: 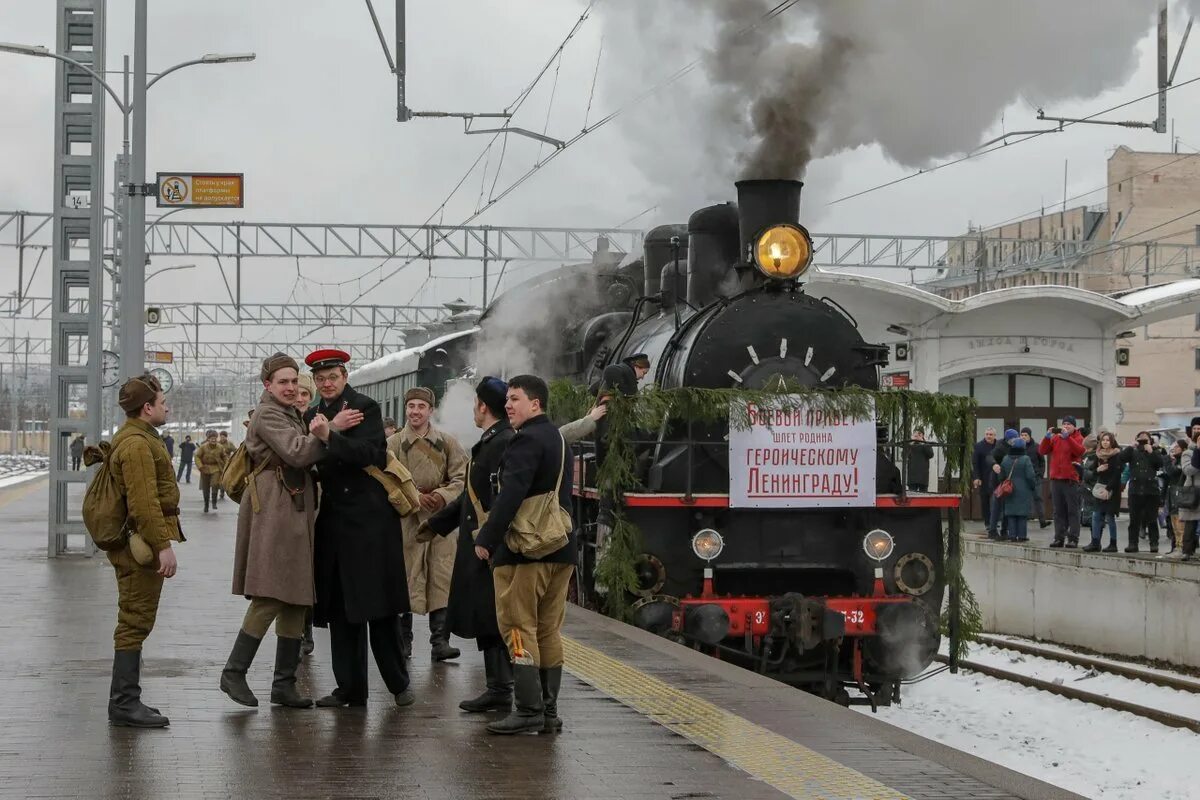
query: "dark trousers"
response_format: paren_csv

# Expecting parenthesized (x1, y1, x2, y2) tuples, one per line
(976, 482, 992, 525)
(1032, 480, 1047, 524)
(329, 617, 410, 702)
(1183, 519, 1198, 556)
(988, 493, 1007, 537)
(1006, 515, 1027, 541)
(72, 455, 82, 471)
(177, 460, 192, 482)
(1128, 494, 1160, 549)
(1050, 479, 1081, 543)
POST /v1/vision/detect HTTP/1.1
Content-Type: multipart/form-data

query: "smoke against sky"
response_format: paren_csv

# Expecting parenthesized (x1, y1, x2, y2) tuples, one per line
(600, 0, 1163, 212)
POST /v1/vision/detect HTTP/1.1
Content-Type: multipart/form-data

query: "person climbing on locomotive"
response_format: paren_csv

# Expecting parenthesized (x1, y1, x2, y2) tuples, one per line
(598, 353, 650, 401)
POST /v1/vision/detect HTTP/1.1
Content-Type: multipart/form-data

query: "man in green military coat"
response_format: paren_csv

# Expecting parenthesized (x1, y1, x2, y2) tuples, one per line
(106, 373, 183, 728)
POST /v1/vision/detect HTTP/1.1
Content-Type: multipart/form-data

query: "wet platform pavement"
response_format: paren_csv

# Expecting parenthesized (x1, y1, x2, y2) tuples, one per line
(0, 477, 1081, 800)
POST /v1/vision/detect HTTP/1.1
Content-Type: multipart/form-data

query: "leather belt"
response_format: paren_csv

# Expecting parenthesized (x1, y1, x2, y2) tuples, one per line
(162, 507, 180, 517)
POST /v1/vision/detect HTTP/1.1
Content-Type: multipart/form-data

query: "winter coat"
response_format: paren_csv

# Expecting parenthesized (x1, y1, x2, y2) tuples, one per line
(1084, 450, 1123, 515)
(906, 441, 935, 487)
(70, 437, 86, 458)
(1178, 447, 1200, 522)
(999, 452, 1037, 518)
(1163, 454, 1185, 513)
(387, 423, 467, 614)
(231, 392, 326, 607)
(179, 440, 196, 464)
(162, 435, 175, 458)
(307, 384, 409, 625)
(1038, 429, 1085, 481)
(559, 414, 598, 444)
(1026, 444, 1045, 482)
(972, 439, 995, 483)
(428, 418, 515, 641)
(1122, 444, 1165, 497)
(108, 418, 183, 553)
(475, 413, 577, 567)
(196, 440, 227, 476)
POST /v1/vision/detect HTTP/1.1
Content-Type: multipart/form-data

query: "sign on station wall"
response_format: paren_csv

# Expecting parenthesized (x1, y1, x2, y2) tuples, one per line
(728, 396, 877, 508)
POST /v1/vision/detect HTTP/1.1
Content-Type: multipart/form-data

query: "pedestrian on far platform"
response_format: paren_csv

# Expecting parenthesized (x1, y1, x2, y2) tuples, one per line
(1121, 431, 1164, 554)
(162, 432, 175, 461)
(971, 427, 997, 528)
(1020, 428, 1050, 529)
(985, 428, 1018, 539)
(1178, 432, 1200, 562)
(177, 435, 196, 483)
(70, 434, 86, 471)
(1039, 416, 1085, 548)
(196, 430, 227, 513)
(1083, 432, 1122, 553)
(1000, 436, 1036, 543)
(1163, 438, 1189, 555)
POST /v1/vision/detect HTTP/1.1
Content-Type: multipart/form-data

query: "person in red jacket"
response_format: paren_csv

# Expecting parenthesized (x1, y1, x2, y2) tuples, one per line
(1039, 415, 1086, 548)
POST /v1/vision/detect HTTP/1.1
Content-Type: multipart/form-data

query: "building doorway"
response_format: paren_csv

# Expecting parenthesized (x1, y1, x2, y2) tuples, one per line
(941, 373, 1092, 520)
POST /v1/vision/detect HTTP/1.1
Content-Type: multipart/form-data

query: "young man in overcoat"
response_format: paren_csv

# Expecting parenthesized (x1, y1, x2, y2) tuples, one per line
(389, 386, 467, 661)
(474, 374, 577, 735)
(219, 353, 331, 709)
(304, 349, 415, 708)
(419, 376, 516, 711)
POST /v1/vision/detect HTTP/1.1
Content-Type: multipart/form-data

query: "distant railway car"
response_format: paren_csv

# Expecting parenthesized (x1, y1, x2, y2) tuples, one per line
(351, 329, 478, 422)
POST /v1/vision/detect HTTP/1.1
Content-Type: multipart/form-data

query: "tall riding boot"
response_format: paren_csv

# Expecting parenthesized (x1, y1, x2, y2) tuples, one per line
(398, 613, 413, 660)
(486, 664, 544, 735)
(108, 650, 169, 728)
(539, 666, 563, 733)
(429, 608, 461, 661)
(459, 646, 513, 712)
(219, 630, 263, 707)
(270, 637, 313, 708)
(301, 616, 315, 657)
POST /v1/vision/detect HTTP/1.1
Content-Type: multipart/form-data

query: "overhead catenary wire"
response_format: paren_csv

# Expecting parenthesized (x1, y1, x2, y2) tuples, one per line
(828, 74, 1200, 207)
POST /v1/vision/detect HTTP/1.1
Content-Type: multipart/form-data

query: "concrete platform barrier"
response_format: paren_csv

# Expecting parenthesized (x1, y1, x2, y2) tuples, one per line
(964, 538, 1200, 668)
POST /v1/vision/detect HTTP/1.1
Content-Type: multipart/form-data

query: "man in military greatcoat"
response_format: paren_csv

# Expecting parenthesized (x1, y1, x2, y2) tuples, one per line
(419, 376, 516, 711)
(304, 348, 414, 708)
(196, 430, 227, 512)
(388, 387, 467, 661)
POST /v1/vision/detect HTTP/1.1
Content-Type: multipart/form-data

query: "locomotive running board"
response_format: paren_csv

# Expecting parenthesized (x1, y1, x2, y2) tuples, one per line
(573, 489, 961, 509)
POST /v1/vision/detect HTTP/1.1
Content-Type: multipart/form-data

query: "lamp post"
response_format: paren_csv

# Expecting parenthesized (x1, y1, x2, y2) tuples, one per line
(1, 8, 254, 388)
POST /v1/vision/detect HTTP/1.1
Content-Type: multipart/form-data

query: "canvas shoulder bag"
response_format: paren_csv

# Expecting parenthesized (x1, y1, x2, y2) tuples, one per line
(504, 432, 572, 559)
(465, 462, 489, 540)
(364, 450, 423, 517)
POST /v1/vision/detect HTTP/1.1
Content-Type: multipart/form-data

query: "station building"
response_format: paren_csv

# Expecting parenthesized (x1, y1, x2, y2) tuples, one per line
(924, 146, 1200, 441)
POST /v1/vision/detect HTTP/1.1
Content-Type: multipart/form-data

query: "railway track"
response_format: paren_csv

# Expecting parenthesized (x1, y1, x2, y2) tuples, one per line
(934, 638, 1200, 735)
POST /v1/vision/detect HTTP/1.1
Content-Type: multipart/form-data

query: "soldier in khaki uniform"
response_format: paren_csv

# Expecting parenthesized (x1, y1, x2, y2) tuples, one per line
(196, 429, 227, 512)
(106, 373, 183, 728)
(387, 387, 467, 661)
(217, 430, 236, 499)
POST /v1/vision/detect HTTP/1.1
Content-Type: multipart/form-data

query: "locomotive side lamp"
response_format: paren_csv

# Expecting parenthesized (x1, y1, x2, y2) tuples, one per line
(862, 529, 895, 562)
(753, 224, 814, 280)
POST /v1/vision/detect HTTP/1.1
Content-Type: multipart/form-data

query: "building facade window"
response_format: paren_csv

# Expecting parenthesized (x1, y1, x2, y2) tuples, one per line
(1195, 348, 1200, 370)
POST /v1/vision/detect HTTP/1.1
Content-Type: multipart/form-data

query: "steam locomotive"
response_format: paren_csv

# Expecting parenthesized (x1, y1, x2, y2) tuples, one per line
(367, 180, 952, 706)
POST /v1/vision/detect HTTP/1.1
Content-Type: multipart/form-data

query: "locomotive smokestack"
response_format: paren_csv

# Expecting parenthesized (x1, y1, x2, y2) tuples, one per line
(735, 179, 803, 266)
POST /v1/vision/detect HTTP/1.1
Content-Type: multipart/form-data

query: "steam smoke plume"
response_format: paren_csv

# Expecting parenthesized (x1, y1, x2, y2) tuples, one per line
(600, 0, 1164, 209)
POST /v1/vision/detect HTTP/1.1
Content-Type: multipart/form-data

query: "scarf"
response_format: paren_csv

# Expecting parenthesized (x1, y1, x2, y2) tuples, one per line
(1095, 444, 1121, 461)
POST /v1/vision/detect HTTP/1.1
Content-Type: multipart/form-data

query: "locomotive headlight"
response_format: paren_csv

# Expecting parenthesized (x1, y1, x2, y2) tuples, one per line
(754, 224, 813, 280)
(691, 528, 725, 562)
(863, 529, 895, 562)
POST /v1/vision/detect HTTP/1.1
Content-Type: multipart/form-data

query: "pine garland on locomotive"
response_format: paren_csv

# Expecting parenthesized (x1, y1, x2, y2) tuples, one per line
(474, 180, 949, 706)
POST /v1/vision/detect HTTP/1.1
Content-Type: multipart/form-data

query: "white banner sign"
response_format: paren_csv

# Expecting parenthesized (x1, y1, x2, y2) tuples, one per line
(729, 397, 877, 508)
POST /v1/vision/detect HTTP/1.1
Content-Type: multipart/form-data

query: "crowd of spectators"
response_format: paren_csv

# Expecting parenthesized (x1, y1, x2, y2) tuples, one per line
(970, 417, 1200, 561)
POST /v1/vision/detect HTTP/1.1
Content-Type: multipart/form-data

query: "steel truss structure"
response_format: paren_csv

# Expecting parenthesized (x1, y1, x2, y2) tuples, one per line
(47, 0, 106, 557)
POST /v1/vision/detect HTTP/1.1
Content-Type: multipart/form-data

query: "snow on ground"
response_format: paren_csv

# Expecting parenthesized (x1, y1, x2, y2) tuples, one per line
(859, 648, 1200, 800)
(0, 454, 49, 488)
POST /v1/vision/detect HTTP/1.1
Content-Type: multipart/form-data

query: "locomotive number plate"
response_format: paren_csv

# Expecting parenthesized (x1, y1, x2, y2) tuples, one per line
(825, 599, 878, 634)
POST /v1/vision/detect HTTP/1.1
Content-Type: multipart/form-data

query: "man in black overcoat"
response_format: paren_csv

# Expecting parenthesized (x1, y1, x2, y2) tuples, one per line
(303, 348, 414, 708)
(419, 376, 516, 712)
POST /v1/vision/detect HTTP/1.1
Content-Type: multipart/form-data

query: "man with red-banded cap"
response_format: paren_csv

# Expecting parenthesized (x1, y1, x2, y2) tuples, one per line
(303, 348, 415, 708)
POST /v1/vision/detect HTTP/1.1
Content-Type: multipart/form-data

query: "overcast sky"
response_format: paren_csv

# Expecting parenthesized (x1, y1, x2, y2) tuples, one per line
(2, 0, 1199, 358)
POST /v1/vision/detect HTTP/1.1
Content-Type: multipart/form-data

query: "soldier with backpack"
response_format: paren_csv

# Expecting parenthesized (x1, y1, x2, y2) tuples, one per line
(93, 373, 182, 728)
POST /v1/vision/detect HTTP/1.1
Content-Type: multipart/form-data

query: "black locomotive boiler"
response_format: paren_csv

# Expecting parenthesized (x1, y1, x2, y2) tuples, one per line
(471, 179, 952, 706)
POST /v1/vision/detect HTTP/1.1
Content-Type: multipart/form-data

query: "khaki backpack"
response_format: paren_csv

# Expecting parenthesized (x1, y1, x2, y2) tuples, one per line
(364, 450, 423, 517)
(81, 441, 130, 552)
(220, 442, 269, 509)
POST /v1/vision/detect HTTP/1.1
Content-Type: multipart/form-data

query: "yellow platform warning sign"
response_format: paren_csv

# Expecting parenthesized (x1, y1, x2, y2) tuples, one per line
(156, 173, 244, 208)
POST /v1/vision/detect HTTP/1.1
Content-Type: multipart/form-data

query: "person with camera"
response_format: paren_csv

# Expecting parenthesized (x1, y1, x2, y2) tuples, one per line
(1082, 432, 1123, 553)
(1177, 431, 1200, 562)
(1162, 438, 1189, 555)
(1121, 431, 1165, 554)
(1039, 417, 1085, 548)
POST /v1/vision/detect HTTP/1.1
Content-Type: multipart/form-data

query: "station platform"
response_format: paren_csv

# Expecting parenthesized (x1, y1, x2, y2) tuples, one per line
(0, 476, 1080, 800)
(961, 519, 1200, 669)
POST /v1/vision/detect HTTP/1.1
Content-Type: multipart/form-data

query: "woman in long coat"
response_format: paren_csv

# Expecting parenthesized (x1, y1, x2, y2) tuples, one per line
(220, 354, 326, 709)
(1083, 432, 1123, 552)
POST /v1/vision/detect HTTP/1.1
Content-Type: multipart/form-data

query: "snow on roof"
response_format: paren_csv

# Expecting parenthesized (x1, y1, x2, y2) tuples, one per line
(1115, 279, 1200, 307)
(349, 328, 478, 387)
